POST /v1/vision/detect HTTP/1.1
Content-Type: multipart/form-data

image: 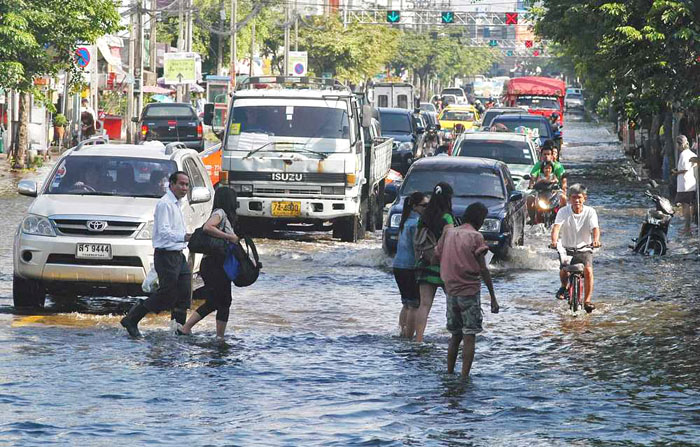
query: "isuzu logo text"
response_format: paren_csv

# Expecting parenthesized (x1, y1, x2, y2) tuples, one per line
(271, 173, 304, 182)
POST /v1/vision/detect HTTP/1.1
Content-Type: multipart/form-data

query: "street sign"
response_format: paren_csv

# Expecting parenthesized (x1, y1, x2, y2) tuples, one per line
(441, 12, 454, 24)
(163, 52, 199, 84)
(506, 50, 514, 57)
(75, 47, 91, 68)
(386, 10, 400, 23)
(288, 51, 308, 76)
(505, 12, 518, 25)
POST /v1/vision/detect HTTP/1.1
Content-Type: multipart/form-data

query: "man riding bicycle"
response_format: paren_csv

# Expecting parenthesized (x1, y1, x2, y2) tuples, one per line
(550, 184, 601, 313)
(527, 141, 567, 222)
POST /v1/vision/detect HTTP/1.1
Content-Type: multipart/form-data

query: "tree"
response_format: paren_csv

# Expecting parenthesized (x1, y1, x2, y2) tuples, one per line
(0, 0, 120, 167)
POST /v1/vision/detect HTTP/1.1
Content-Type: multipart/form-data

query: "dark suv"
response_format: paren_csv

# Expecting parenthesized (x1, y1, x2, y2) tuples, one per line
(378, 107, 425, 175)
(135, 103, 205, 151)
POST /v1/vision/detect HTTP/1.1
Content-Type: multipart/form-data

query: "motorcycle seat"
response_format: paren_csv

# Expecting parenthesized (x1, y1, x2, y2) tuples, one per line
(564, 263, 585, 273)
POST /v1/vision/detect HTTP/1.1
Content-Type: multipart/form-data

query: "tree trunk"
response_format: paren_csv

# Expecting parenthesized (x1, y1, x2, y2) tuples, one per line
(14, 92, 29, 169)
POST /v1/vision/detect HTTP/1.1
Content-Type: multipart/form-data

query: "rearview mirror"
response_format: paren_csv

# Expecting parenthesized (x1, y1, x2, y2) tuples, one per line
(18, 180, 38, 197)
(131, 117, 139, 123)
(214, 129, 224, 141)
(509, 191, 524, 202)
(190, 186, 212, 204)
(522, 174, 531, 180)
(361, 105, 373, 128)
(203, 103, 215, 126)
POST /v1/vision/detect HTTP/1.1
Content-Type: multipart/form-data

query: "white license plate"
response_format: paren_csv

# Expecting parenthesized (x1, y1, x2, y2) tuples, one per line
(76, 243, 112, 259)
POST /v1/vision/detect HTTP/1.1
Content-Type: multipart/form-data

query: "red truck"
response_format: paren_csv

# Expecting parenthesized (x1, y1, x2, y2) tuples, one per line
(501, 77, 566, 126)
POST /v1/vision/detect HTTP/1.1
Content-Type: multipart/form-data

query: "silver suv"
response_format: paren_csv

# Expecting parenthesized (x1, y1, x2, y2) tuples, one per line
(13, 141, 214, 308)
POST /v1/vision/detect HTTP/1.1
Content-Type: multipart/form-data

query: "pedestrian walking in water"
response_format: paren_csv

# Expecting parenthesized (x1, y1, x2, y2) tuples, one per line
(178, 187, 240, 340)
(435, 202, 499, 377)
(120, 171, 192, 338)
(672, 135, 697, 235)
(393, 192, 428, 339)
(413, 182, 455, 343)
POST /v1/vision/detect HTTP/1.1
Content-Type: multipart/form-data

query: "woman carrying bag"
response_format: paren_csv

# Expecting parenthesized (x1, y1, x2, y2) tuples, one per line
(179, 187, 239, 340)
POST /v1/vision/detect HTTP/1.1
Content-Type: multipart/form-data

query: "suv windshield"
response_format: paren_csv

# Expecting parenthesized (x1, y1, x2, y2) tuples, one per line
(515, 96, 561, 110)
(46, 156, 178, 198)
(380, 113, 411, 134)
(457, 140, 533, 165)
(491, 117, 551, 137)
(230, 105, 350, 139)
(144, 105, 195, 118)
(402, 169, 505, 199)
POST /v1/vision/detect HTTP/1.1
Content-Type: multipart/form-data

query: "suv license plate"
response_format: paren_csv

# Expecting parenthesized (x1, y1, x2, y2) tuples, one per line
(271, 201, 301, 217)
(76, 243, 112, 259)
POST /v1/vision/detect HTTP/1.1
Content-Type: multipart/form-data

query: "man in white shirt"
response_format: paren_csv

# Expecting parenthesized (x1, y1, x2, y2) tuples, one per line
(671, 135, 697, 235)
(121, 171, 192, 337)
(550, 184, 601, 313)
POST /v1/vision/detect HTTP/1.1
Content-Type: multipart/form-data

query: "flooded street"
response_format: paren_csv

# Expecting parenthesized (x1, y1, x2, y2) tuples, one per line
(1, 116, 699, 446)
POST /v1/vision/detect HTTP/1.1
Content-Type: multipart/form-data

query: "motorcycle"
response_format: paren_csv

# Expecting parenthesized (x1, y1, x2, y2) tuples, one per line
(631, 181, 674, 256)
(532, 182, 561, 228)
(424, 124, 441, 156)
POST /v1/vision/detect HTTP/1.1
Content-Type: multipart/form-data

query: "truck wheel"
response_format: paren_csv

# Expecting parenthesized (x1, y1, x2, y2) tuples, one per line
(13, 274, 46, 309)
(375, 180, 385, 231)
(334, 200, 367, 242)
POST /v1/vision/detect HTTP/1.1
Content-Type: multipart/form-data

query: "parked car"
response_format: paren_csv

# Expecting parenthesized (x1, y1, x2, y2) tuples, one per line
(383, 157, 527, 259)
(135, 102, 205, 151)
(452, 132, 538, 191)
(12, 140, 215, 308)
(378, 107, 426, 175)
(481, 107, 527, 130)
(489, 114, 556, 147)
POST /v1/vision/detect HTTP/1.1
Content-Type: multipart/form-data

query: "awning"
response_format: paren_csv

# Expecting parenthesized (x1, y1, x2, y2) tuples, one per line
(97, 36, 125, 74)
(142, 85, 173, 94)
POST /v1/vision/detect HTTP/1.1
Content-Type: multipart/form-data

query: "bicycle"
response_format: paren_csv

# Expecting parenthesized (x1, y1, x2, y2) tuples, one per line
(551, 244, 595, 313)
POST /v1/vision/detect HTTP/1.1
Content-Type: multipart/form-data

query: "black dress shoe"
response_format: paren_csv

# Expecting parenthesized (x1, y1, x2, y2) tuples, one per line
(120, 317, 142, 338)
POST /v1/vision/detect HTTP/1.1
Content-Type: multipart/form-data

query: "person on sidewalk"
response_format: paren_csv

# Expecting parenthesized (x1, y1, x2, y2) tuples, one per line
(178, 187, 240, 340)
(672, 135, 697, 235)
(435, 202, 499, 378)
(121, 171, 192, 338)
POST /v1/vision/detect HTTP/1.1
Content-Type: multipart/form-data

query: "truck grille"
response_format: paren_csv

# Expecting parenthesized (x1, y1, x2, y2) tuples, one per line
(51, 218, 143, 237)
(230, 171, 345, 183)
(254, 187, 321, 196)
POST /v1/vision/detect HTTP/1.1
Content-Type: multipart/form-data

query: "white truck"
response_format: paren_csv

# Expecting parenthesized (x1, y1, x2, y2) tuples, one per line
(203, 76, 393, 242)
(372, 82, 416, 110)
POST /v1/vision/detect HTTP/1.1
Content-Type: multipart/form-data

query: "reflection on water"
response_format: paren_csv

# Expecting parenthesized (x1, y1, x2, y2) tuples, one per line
(0, 116, 698, 445)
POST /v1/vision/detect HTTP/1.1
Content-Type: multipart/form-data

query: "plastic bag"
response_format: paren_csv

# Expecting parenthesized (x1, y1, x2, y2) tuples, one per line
(142, 264, 159, 293)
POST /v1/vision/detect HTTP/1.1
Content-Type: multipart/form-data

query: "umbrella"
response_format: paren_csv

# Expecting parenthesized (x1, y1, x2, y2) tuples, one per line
(143, 85, 174, 94)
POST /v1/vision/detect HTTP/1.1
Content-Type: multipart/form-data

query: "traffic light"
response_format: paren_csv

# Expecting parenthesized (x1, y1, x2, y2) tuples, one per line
(505, 12, 518, 25)
(441, 11, 454, 24)
(489, 40, 498, 47)
(386, 10, 400, 23)
(525, 40, 533, 48)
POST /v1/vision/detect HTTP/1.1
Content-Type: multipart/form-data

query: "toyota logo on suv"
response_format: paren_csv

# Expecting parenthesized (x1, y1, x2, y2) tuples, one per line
(86, 221, 108, 232)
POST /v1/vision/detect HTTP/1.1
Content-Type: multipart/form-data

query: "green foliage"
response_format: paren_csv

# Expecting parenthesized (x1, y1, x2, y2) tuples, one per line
(0, 0, 121, 93)
(52, 114, 68, 127)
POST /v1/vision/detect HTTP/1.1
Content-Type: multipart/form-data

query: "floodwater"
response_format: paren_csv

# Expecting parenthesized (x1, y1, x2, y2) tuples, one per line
(0, 116, 698, 446)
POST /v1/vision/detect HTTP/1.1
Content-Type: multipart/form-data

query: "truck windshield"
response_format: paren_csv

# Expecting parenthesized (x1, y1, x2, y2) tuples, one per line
(401, 169, 505, 199)
(46, 156, 177, 198)
(380, 113, 411, 134)
(457, 140, 533, 165)
(230, 106, 350, 139)
(515, 96, 561, 110)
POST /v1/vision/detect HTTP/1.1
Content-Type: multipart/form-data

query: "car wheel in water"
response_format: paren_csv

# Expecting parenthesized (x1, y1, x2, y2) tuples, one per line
(13, 274, 46, 309)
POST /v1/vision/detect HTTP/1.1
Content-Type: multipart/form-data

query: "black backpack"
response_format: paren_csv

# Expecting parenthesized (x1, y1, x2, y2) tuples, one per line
(230, 236, 262, 287)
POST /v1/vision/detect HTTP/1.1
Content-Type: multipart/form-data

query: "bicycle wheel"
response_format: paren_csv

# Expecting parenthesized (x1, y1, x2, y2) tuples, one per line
(570, 276, 580, 313)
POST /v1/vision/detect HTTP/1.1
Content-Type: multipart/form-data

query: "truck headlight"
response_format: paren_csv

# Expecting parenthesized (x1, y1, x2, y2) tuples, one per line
(135, 220, 154, 240)
(231, 184, 253, 193)
(398, 142, 413, 152)
(480, 218, 501, 233)
(21, 215, 56, 237)
(321, 186, 345, 195)
(389, 213, 402, 228)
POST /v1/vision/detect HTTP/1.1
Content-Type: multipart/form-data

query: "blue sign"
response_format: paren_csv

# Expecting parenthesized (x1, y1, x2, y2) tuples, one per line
(75, 47, 90, 68)
(386, 10, 400, 23)
(441, 12, 454, 24)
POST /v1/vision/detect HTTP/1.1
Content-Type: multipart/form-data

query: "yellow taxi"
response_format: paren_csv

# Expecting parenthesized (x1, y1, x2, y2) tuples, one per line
(437, 104, 481, 131)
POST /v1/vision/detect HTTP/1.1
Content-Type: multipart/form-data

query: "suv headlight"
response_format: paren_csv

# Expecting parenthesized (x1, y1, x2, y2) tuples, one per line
(389, 213, 402, 228)
(135, 221, 154, 240)
(480, 218, 501, 233)
(21, 215, 56, 237)
(398, 142, 413, 152)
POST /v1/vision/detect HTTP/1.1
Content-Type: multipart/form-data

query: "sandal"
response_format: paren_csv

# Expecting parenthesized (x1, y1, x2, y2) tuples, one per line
(584, 302, 596, 314)
(555, 287, 568, 300)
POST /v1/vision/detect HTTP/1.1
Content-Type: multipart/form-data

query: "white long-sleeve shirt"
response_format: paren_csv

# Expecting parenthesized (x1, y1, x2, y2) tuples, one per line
(152, 189, 187, 251)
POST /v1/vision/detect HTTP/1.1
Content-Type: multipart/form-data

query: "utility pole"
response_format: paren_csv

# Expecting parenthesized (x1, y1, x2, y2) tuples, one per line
(294, 0, 298, 51)
(150, 0, 157, 73)
(136, 0, 144, 118)
(184, 0, 194, 103)
(126, 0, 136, 143)
(250, 20, 255, 76)
(283, 1, 290, 75)
(176, 0, 184, 102)
(218, 0, 225, 75)
(230, 0, 237, 87)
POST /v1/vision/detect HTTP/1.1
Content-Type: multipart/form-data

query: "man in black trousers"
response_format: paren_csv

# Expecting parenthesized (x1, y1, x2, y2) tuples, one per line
(121, 171, 192, 337)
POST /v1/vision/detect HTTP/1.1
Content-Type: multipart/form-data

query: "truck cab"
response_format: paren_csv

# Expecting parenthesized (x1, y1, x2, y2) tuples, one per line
(204, 76, 392, 242)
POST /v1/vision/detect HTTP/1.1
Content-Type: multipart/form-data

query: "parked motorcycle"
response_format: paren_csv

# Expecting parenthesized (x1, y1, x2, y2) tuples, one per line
(631, 181, 674, 255)
(532, 182, 561, 228)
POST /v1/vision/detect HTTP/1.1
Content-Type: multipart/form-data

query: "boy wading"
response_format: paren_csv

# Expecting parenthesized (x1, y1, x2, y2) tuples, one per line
(435, 202, 499, 377)
(121, 171, 192, 338)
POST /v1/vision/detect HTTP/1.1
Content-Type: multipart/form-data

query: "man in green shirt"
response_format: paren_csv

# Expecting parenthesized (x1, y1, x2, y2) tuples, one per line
(527, 142, 568, 222)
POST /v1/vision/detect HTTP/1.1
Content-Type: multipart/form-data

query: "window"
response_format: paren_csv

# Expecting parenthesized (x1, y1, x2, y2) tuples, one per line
(491, 118, 551, 138)
(456, 140, 534, 165)
(46, 156, 177, 198)
(378, 95, 389, 107)
(229, 105, 350, 140)
(441, 110, 475, 121)
(144, 105, 196, 118)
(515, 96, 561, 110)
(397, 95, 408, 109)
(401, 169, 505, 199)
(379, 112, 411, 134)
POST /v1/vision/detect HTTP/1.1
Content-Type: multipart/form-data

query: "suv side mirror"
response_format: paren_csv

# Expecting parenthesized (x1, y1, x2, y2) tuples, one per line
(203, 103, 215, 126)
(190, 186, 212, 204)
(509, 191, 524, 202)
(18, 180, 38, 197)
(131, 116, 140, 123)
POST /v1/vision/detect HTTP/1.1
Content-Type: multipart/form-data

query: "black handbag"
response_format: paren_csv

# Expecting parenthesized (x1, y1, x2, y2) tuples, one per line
(188, 227, 228, 256)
